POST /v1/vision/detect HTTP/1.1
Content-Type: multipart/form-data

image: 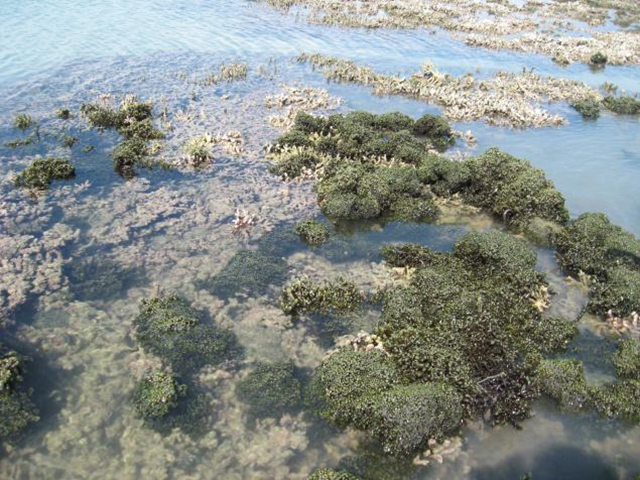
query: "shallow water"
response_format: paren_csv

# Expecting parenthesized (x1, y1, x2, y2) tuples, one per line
(1, 1, 640, 479)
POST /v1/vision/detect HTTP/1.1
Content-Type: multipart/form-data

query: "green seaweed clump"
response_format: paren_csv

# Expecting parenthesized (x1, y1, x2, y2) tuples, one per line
(133, 293, 243, 374)
(280, 276, 363, 317)
(13, 113, 34, 131)
(0, 347, 39, 445)
(269, 111, 452, 222)
(132, 371, 186, 420)
(196, 249, 288, 299)
(463, 147, 569, 228)
(537, 359, 591, 412)
(553, 212, 640, 317)
(377, 232, 576, 426)
(603, 95, 640, 115)
(311, 349, 463, 456)
(591, 379, 640, 422)
(590, 52, 608, 67)
(571, 98, 601, 119)
(612, 338, 640, 379)
(14, 157, 75, 190)
(81, 99, 165, 176)
(56, 108, 71, 120)
(236, 361, 302, 418)
(307, 469, 362, 480)
(295, 219, 331, 247)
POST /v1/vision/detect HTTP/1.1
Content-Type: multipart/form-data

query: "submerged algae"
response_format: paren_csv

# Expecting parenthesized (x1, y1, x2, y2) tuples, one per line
(13, 157, 75, 191)
(236, 361, 302, 418)
(132, 371, 187, 420)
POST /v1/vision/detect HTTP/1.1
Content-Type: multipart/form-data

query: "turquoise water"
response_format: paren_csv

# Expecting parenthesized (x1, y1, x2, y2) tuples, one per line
(1, 1, 640, 479)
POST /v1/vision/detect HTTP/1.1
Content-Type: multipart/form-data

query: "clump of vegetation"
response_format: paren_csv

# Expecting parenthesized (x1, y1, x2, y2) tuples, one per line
(133, 293, 243, 374)
(268, 111, 453, 222)
(56, 108, 71, 120)
(590, 52, 608, 67)
(462, 148, 569, 228)
(60, 134, 78, 148)
(280, 276, 363, 317)
(295, 219, 331, 246)
(308, 229, 582, 457)
(270, 112, 566, 230)
(184, 136, 213, 167)
(132, 371, 186, 420)
(571, 98, 601, 119)
(14, 157, 75, 190)
(13, 113, 34, 131)
(1, 346, 39, 445)
(308, 469, 362, 480)
(553, 212, 640, 317)
(591, 380, 640, 421)
(81, 99, 165, 176)
(236, 361, 302, 418)
(612, 338, 640, 379)
(537, 359, 591, 412)
(603, 95, 640, 115)
(196, 249, 288, 299)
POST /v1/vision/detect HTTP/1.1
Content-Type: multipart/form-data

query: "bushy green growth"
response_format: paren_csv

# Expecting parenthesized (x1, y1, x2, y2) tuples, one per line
(389, 196, 439, 223)
(56, 108, 71, 120)
(81, 100, 164, 176)
(311, 349, 399, 428)
(612, 338, 640, 379)
(591, 380, 640, 421)
(13, 113, 34, 131)
(366, 383, 463, 456)
(112, 137, 149, 176)
(196, 249, 288, 298)
(590, 52, 608, 66)
(603, 95, 640, 115)
(14, 157, 75, 190)
(133, 293, 243, 373)
(381, 243, 439, 268)
(307, 469, 362, 480)
(537, 359, 590, 411)
(553, 213, 640, 316)
(4, 131, 39, 148)
(337, 442, 417, 480)
(184, 136, 213, 166)
(553, 213, 640, 278)
(0, 347, 39, 444)
(416, 154, 470, 196)
(571, 98, 601, 119)
(61, 134, 78, 148)
(412, 113, 455, 150)
(132, 371, 186, 420)
(373, 231, 576, 428)
(589, 266, 640, 316)
(295, 219, 331, 246)
(280, 276, 363, 317)
(236, 361, 302, 418)
(463, 148, 569, 227)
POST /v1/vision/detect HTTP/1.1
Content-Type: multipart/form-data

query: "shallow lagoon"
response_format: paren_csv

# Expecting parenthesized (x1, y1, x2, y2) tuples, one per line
(1, 1, 640, 479)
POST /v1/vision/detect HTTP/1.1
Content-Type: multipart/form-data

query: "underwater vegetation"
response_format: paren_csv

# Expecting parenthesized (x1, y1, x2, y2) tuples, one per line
(132, 371, 187, 420)
(553, 212, 640, 318)
(13, 113, 34, 131)
(571, 98, 601, 119)
(133, 293, 243, 375)
(307, 468, 362, 479)
(13, 157, 75, 191)
(81, 98, 166, 177)
(130, 293, 243, 432)
(295, 219, 331, 247)
(0, 345, 39, 448)
(56, 108, 71, 120)
(306, 229, 581, 458)
(280, 276, 363, 317)
(270, 111, 567, 232)
(236, 361, 302, 418)
(602, 95, 640, 115)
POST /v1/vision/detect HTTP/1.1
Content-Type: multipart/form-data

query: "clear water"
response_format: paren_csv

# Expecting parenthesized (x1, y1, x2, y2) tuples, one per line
(1, 1, 639, 479)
